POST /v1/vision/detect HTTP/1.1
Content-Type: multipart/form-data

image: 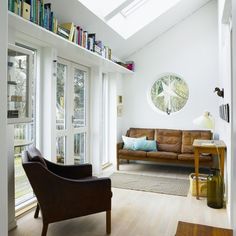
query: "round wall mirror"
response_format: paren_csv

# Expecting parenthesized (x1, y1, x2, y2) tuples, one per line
(150, 73, 189, 115)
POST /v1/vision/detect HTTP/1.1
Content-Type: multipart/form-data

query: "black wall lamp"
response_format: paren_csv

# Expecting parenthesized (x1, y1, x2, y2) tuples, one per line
(214, 87, 224, 98)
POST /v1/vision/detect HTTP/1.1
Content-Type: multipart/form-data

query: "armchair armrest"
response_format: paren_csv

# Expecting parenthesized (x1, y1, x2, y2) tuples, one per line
(44, 159, 92, 179)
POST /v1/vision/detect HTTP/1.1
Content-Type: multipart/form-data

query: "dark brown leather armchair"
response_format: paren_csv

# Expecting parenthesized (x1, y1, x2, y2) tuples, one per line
(22, 145, 112, 236)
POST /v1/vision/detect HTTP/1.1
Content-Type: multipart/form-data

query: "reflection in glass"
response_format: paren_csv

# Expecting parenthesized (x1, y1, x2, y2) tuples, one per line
(74, 133, 86, 164)
(73, 69, 86, 128)
(56, 63, 66, 130)
(8, 49, 29, 119)
(56, 136, 66, 164)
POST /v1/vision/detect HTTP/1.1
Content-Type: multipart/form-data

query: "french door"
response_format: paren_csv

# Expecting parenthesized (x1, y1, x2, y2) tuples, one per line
(56, 58, 89, 165)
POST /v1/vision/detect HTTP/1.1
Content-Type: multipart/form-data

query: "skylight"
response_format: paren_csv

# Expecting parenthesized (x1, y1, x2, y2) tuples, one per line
(79, 0, 181, 39)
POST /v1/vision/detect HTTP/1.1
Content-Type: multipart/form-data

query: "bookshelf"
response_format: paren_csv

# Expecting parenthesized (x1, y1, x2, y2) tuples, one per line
(8, 11, 134, 74)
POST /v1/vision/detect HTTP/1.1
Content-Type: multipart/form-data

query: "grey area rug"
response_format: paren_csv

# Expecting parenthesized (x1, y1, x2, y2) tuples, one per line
(110, 172, 190, 197)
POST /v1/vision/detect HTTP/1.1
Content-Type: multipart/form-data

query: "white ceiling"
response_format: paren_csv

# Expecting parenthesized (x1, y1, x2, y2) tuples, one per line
(50, 0, 212, 60)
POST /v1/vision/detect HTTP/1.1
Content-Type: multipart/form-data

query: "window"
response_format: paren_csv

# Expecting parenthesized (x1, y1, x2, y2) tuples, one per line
(101, 73, 110, 166)
(149, 73, 189, 115)
(79, 0, 181, 39)
(11, 45, 37, 209)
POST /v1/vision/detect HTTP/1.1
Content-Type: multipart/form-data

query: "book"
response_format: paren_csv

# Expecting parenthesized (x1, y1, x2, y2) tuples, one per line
(88, 33, 95, 51)
(57, 25, 70, 39)
(60, 22, 75, 41)
(22, 1, 30, 20)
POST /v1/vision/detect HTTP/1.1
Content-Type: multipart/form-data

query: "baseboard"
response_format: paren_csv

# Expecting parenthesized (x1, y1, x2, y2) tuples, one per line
(8, 219, 17, 231)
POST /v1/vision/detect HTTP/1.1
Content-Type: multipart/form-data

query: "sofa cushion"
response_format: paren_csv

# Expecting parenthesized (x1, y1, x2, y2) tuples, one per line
(147, 151, 177, 159)
(133, 139, 157, 152)
(178, 153, 212, 161)
(155, 129, 182, 153)
(128, 128, 154, 140)
(181, 130, 212, 154)
(122, 135, 146, 150)
(118, 149, 147, 158)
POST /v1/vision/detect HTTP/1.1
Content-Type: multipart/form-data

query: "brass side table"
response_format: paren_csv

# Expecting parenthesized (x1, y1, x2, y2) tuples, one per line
(193, 139, 226, 199)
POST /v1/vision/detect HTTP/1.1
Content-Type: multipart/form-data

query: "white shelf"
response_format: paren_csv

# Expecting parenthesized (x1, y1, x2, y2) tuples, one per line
(8, 11, 133, 74)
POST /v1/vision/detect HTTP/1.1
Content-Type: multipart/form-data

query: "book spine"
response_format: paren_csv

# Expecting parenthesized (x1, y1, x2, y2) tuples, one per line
(49, 11, 53, 31)
(41, 0, 44, 26)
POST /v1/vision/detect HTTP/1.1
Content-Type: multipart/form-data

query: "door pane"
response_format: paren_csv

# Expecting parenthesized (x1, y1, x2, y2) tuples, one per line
(56, 63, 67, 130)
(8, 49, 30, 119)
(14, 123, 34, 206)
(56, 136, 66, 164)
(74, 133, 86, 164)
(73, 68, 86, 128)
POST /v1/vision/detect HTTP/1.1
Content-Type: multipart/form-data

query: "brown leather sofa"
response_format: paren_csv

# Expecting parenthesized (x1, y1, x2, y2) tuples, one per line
(117, 128, 213, 170)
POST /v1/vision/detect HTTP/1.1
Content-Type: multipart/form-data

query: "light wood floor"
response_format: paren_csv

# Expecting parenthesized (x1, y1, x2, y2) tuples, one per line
(9, 163, 230, 236)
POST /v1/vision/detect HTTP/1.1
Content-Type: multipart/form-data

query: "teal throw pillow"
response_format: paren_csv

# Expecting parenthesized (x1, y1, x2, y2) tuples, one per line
(122, 136, 146, 150)
(133, 139, 157, 152)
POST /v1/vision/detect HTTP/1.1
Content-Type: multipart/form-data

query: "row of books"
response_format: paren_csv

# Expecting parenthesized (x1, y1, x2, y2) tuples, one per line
(8, 0, 58, 33)
(8, 1, 134, 69)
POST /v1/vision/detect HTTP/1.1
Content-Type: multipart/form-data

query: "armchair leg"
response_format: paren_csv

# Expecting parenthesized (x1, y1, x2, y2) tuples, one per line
(34, 203, 40, 219)
(106, 210, 111, 235)
(41, 222, 48, 236)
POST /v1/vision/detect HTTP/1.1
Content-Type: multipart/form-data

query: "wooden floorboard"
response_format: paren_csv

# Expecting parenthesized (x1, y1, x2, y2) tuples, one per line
(175, 221, 233, 236)
(9, 163, 231, 236)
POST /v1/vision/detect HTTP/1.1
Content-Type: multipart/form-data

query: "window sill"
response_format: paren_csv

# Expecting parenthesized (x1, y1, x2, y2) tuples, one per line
(15, 197, 37, 218)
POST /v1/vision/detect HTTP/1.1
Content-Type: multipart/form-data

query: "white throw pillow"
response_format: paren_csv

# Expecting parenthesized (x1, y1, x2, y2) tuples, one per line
(122, 136, 146, 150)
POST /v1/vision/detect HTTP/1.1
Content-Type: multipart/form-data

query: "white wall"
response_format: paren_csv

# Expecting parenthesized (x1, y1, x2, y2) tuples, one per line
(118, 1, 218, 138)
(231, 0, 236, 232)
(0, 0, 8, 235)
(217, 0, 233, 228)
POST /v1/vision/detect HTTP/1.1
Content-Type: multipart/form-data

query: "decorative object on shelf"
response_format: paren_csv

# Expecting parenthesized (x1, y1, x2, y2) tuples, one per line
(214, 87, 224, 98)
(149, 73, 189, 115)
(219, 103, 230, 123)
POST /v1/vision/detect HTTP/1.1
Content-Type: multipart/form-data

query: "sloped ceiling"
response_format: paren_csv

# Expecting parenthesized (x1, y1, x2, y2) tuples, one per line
(50, 0, 212, 60)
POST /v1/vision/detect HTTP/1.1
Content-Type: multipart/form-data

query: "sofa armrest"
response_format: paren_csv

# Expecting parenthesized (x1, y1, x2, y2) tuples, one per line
(117, 142, 124, 150)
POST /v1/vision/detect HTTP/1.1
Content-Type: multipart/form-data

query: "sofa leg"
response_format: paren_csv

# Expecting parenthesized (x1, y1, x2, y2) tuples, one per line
(117, 159, 119, 171)
(41, 222, 48, 236)
(34, 203, 40, 219)
(106, 210, 111, 235)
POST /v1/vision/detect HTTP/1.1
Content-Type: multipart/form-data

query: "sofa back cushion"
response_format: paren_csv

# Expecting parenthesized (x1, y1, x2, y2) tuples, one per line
(181, 130, 212, 153)
(127, 128, 154, 140)
(155, 129, 182, 153)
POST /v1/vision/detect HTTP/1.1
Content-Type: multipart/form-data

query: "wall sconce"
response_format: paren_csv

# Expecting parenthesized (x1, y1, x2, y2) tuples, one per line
(214, 87, 224, 98)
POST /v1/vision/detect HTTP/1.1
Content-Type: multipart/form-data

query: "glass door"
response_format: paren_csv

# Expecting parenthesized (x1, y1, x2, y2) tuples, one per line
(56, 60, 68, 164)
(72, 65, 88, 165)
(56, 59, 89, 165)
